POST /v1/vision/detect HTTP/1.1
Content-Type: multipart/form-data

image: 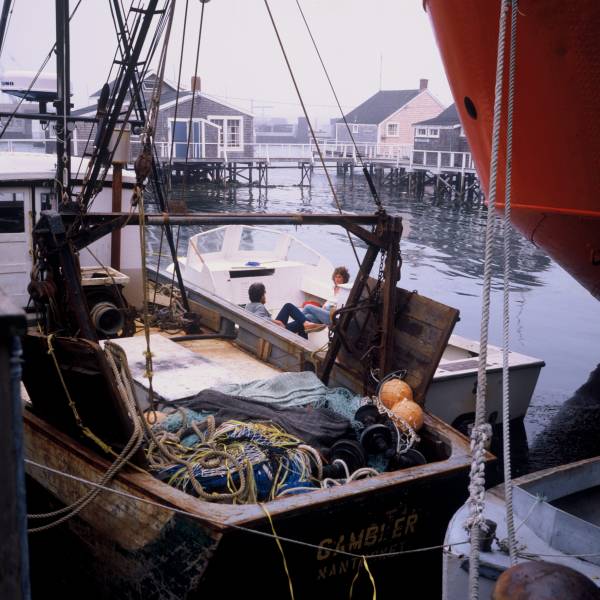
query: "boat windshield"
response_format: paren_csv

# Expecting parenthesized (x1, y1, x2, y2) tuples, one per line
(194, 228, 226, 254)
(239, 227, 280, 252)
(286, 239, 321, 266)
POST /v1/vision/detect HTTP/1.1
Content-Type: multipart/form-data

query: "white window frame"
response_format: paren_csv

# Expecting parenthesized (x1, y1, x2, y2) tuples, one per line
(386, 122, 400, 137)
(415, 126, 440, 138)
(352, 124, 359, 134)
(207, 115, 244, 151)
(167, 117, 205, 158)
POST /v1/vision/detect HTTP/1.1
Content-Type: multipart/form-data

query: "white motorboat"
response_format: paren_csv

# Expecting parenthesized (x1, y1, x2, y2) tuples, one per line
(442, 456, 600, 599)
(168, 224, 544, 431)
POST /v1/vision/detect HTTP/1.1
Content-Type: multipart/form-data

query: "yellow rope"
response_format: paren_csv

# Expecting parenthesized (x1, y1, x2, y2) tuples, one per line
(46, 334, 114, 455)
(260, 503, 295, 600)
(135, 188, 156, 414)
(349, 555, 377, 600)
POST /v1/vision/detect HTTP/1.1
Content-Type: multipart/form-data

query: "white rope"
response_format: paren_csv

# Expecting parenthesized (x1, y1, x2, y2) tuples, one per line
(502, 0, 519, 565)
(467, 1, 510, 598)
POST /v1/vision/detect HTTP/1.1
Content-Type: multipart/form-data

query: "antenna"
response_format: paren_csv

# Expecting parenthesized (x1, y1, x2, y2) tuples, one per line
(379, 53, 383, 90)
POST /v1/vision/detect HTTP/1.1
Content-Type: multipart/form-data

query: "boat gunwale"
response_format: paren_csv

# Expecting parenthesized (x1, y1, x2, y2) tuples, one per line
(24, 406, 484, 529)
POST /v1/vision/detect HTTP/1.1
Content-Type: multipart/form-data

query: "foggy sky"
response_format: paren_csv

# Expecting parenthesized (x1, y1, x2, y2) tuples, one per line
(1, 0, 453, 124)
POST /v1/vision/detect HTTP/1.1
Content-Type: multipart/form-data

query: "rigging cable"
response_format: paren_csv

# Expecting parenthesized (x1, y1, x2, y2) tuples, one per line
(294, 0, 383, 213)
(466, 1, 510, 598)
(0, 0, 16, 59)
(263, 0, 361, 267)
(79, 0, 174, 217)
(0, 0, 83, 140)
(501, 0, 519, 565)
(164, 0, 190, 308)
(153, 0, 207, 301)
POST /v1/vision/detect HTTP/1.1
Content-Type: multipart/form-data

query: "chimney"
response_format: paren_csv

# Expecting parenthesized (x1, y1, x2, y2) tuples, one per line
(419, 78, 428, 91)
(191, 75, 201, 92)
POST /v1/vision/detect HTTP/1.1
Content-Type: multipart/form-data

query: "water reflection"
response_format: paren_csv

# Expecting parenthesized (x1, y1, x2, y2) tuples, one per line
(166, 173, 552, 295)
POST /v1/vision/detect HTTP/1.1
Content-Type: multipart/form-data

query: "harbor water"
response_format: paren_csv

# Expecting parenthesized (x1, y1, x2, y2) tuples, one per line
(150, 168, 600, 475)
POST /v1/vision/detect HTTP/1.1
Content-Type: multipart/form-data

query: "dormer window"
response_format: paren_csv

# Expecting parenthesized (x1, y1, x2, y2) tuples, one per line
(352, 124, 359, 134)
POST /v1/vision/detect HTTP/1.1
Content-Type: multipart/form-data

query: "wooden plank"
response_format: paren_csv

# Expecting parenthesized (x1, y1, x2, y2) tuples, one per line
(336, 281, 459, 404)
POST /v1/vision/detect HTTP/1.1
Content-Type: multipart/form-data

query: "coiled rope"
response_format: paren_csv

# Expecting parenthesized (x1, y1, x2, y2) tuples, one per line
(466, 1, 510, 598)
(27, 341, 145, 533)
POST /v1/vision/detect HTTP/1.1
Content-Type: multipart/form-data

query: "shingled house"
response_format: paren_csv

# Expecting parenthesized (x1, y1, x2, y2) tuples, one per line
(73, 73, 254, 160)
(413, 104, 474, 169)
(334, 79, 444, 150)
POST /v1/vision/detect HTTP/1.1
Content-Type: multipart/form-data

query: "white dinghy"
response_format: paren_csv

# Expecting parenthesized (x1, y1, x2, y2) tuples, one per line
(443, 456, 600, 598)
(167, 224, 544, 432)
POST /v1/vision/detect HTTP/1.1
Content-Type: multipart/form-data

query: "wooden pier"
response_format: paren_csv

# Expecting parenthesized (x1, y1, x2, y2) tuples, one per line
(161, 148, 481, 202)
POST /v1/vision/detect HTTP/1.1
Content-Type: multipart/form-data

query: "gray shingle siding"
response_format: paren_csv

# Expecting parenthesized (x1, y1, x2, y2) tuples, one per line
(414, 128, 470, 153)
(335, 123, 378, 143)
(72, 85, 253, 160)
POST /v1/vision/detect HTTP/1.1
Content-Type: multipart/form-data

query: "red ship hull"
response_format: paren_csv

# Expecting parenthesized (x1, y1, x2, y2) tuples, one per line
(424, 0, 600, 300)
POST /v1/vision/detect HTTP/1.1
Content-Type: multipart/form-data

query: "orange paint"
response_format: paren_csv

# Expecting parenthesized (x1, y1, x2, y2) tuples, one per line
(424, 0, 600, 300)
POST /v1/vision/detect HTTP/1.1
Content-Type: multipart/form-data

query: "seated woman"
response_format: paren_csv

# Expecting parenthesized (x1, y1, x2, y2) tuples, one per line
(303, 266, 350, 326)
(245, 282, 311, 339)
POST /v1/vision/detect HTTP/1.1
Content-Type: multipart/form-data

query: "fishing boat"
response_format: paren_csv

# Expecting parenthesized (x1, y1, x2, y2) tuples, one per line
(166, 223, 543, 433)
(0, 1, 498, 598)
(424, 0, 600, 302)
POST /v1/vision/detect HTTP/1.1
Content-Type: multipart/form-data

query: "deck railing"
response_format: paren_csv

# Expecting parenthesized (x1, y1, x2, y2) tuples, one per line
(0, 138, 415, 164)
(410, 149, 476, 172)
(0, 138, 474, 172)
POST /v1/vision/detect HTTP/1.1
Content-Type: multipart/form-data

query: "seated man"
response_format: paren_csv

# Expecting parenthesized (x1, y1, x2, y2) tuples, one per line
(245, 282, 312, 339)
(303, 265, 351, 326)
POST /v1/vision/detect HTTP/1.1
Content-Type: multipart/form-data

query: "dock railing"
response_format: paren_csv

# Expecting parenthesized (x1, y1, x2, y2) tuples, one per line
(410, 149, 476, 173)
(0, 138, 415, 165)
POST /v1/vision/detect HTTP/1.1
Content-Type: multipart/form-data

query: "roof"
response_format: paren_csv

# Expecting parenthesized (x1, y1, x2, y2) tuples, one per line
(73, 90, 253, 118)
(341, 89, 422, 124)
(414, 103, 460, 127)
(90, 71, 179, 98)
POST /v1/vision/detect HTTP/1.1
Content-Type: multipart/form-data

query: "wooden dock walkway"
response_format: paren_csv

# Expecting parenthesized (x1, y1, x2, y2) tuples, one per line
(160, 149, 481, 201)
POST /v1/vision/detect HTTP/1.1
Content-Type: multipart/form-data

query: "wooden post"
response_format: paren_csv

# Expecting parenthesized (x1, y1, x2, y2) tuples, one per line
(379, 216, 402, 376)
(111, 162, 123, 271)
(0, 289, 29, 600)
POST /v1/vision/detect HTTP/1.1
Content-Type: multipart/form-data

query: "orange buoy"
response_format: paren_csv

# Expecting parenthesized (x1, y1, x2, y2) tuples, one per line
(379, 378, 413, 409)
(390, 399, 424, 432)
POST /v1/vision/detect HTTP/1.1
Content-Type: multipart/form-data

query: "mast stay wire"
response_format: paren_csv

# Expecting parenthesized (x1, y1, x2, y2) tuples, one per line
(0, 0, 16, 59)
(153, 0, 207, 302)
(263, 0, 361, 268)
(164, 0, 190, 308)
(81, 1, 172, 213)
(294, 0, 383, 213)
(0, 0, 83, 141)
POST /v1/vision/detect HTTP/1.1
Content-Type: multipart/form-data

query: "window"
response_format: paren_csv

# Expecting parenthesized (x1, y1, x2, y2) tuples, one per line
(415, 127, 440, 138)
(387, 123, 399, 137)
(352, 124, 359, 134)
(208, 116, 244, 151)
(0, 191, 25, 233)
